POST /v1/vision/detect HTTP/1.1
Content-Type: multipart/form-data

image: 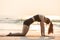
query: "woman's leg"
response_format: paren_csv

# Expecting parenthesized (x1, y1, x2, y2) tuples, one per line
(7, 25, 30, 36)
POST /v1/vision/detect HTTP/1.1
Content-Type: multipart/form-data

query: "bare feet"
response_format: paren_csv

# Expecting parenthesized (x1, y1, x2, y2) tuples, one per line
(6, 32, 25, 36)
(6, 33, 12, 36)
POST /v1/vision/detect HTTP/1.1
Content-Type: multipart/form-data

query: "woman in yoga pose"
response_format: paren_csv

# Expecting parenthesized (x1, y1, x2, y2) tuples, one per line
(7, 14, 53, 36)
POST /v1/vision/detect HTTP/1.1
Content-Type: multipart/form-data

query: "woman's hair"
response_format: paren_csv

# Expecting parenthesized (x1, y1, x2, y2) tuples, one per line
(46, 18, 53, 34)
(48, 22, 53, 34)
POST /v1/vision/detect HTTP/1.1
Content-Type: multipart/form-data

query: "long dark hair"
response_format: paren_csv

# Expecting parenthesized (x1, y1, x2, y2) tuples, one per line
(48, 22, 53, 34)
(46, 18, 53, 34)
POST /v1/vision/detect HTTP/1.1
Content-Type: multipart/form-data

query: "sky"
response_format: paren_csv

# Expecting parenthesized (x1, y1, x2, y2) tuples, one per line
(0, 0, 60, 19)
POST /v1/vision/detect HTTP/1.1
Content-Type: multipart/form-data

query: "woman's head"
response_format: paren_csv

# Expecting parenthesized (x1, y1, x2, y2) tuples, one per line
(45, 17, 53, 34)
(45, 18, 50, 24)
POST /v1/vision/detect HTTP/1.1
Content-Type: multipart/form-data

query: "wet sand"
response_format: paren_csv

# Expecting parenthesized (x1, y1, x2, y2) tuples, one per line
(0, 29, 60, 40)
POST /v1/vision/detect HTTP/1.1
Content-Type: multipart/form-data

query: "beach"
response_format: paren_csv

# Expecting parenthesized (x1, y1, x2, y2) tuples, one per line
(0, 30, 60, 40)
(0, 23, 60, 40)
(0, 29, 60, 40)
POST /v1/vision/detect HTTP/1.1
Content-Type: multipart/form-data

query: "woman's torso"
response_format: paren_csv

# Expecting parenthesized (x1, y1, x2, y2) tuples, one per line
(23, 14, 43, 26)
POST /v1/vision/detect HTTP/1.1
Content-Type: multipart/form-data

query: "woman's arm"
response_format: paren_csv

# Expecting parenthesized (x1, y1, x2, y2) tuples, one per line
(40, 16, 45, 36)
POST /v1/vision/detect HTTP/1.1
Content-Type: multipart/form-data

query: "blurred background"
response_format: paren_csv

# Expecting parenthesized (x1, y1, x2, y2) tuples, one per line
(0, 0, 60, 35)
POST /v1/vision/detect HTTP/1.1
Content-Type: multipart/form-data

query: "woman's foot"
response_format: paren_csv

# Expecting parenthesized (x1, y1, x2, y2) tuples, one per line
(6, 33, 26, 36)
(6, 33, 12, 36)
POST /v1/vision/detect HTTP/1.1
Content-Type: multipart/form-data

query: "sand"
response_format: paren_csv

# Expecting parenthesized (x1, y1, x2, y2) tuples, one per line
(0, 24, 60, 40)
(0, 30, 60, 40)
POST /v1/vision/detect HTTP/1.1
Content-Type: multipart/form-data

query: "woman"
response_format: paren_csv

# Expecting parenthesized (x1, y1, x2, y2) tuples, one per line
(7, 14, 53, 36)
